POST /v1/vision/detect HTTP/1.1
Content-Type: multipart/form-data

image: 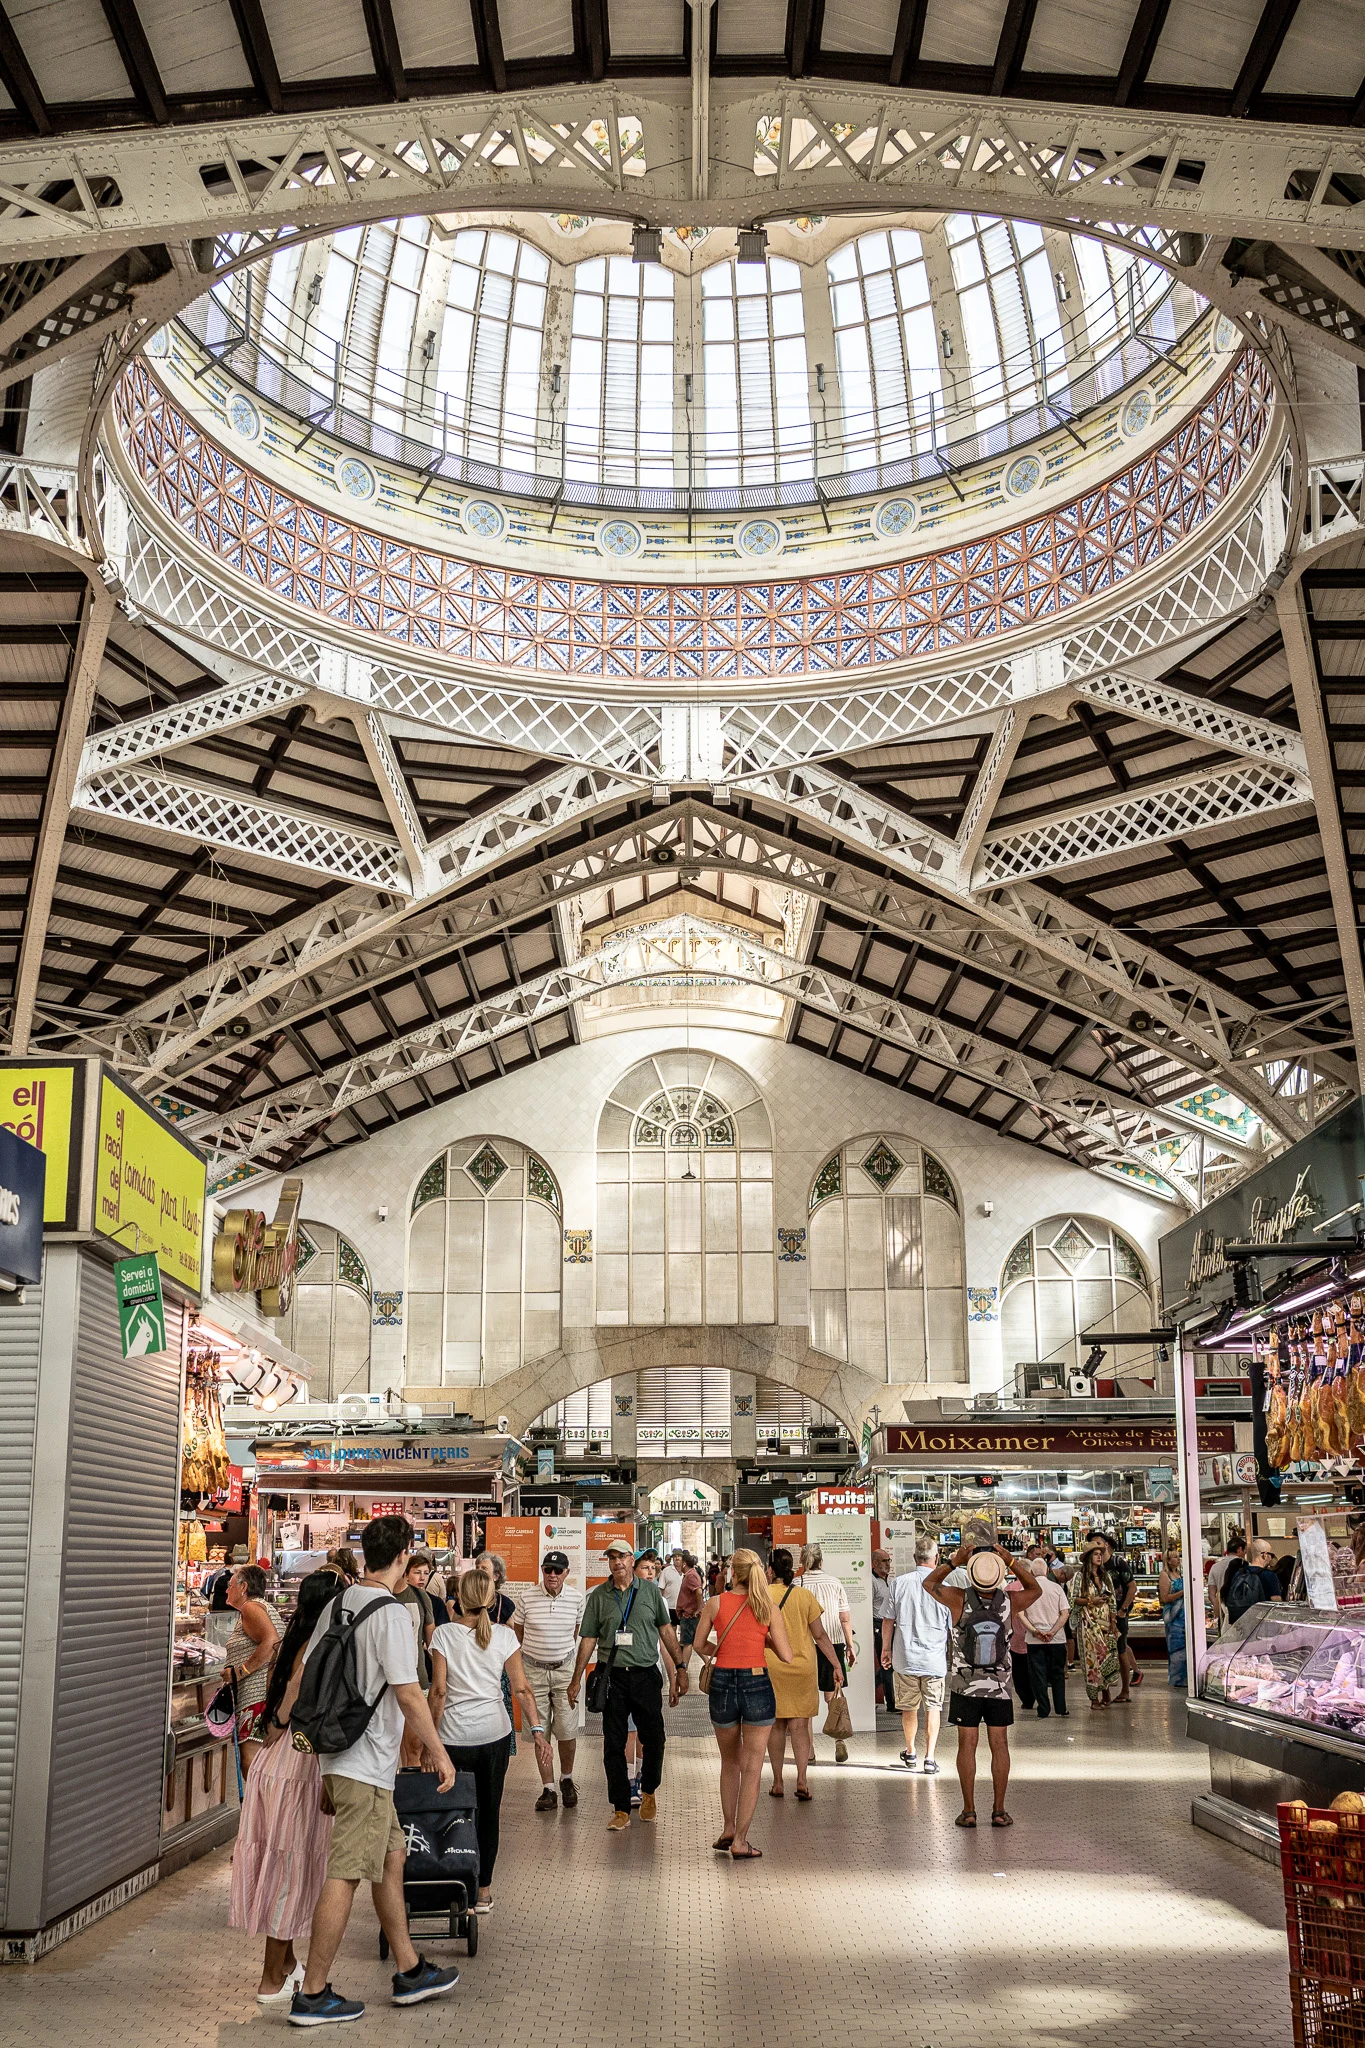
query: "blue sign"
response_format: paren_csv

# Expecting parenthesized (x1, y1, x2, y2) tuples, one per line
(537, 1447, 555, 1479)
(0, 1123, 44, 1285)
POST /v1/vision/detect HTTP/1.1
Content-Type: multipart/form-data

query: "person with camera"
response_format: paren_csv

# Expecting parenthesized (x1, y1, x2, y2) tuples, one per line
(925, 1540, 1041, 1831)
(566, 1539, 690, 1831)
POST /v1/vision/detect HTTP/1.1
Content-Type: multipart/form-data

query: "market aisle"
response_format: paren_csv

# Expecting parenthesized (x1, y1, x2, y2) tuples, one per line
(0, 1685, 1291, 2048)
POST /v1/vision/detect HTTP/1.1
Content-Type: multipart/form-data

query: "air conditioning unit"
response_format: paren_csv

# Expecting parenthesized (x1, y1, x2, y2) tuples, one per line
(972, 1391, 1000, 1412)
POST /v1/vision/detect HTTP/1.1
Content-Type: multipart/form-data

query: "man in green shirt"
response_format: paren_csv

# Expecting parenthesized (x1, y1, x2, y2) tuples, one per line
(568, 1539, 689, 1829)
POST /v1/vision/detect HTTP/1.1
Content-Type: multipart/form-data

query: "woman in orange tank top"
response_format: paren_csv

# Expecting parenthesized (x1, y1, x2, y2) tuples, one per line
(692, 1550, 793, 1860)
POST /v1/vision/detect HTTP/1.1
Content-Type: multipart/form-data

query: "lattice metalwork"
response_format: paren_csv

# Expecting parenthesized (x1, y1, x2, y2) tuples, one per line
(71, 764, 411, 890)
(1301, 458, 1365, 553)
(79, 672, 312, 777)
(0, 459, 89, 553)
(1071, 673, 1307, 773)
(977, 762, 1312, 886)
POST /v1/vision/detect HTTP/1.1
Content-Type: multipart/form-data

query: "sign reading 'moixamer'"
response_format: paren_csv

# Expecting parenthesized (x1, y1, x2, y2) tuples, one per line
(885, 1422, 1235, 1457)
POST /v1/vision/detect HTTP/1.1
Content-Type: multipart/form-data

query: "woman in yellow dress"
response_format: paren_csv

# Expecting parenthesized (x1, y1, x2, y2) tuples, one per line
(764, 1547, 848, 1799)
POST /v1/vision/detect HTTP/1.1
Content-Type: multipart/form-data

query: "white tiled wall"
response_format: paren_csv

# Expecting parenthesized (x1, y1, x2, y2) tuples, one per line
(238, 1023, 1171, 1403)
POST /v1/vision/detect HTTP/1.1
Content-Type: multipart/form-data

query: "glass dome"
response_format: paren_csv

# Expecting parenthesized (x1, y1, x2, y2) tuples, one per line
(188, 211, 1193, 513)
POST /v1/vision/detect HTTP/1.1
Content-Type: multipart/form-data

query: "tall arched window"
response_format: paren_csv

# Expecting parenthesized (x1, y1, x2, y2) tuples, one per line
(436, 229, 548, 470)
(945, 214, 1063, 429)
(700, 256, 812, 485)
(827, 229, 944, 465)
(406, 1136, 562, 1384)
(278, 1219, 372, 1402)
(1000, 1215, 1152, 1379)
(567, 255, 675, 486)
(808, 1136, 965, 1382)
(596, 1052, 775, 1326)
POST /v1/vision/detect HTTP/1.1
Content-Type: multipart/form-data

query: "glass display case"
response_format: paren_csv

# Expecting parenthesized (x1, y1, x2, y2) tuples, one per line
(1200, 1604, 1365, 1741)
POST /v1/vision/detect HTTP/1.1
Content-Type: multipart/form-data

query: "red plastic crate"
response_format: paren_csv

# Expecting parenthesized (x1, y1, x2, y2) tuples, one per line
(1280, 1805, 1365, 2043)
(1289, 1973, 1365, 2048)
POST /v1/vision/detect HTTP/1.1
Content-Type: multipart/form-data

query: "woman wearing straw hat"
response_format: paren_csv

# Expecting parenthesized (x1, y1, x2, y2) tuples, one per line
(925, 1541, 1041, 1829)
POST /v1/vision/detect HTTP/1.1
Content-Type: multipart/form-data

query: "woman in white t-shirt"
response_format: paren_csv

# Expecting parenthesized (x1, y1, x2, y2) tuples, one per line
(428, 1565, 551, 1911)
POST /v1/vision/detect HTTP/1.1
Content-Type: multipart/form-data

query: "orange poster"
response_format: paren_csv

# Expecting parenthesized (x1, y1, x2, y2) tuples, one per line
(485, 1517, 540, 1583)
(771, 1514, 807, 1552)
(586, 1521, 637, 1585)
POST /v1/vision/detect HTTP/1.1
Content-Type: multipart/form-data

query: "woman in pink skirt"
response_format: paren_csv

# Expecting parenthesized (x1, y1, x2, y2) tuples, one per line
(229, 1570, 338, 2004)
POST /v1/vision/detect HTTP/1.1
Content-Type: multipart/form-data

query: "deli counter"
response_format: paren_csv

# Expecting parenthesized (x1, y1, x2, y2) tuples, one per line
(1188, 1603, 1365, 1859)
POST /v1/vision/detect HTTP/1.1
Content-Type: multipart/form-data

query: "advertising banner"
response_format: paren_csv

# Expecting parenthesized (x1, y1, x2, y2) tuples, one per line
(884, 1420, 1234, 1459)
(0, 1123, 44, 1285)
(96, 1073, 206, 1295)
(0, 1061, 81, 1226)
(586, 1521, 637, 1586)
(806, 1513, 875, 1734)
(113, 1251, 167, 1357)
(771, 1514, 807, 1553)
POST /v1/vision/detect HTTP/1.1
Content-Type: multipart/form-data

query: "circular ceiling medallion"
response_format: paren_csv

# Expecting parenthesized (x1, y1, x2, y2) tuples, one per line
(1121, 390, 1154, 438)
(227, 392, 260, 441)
(337, 455, 376, 500)
(736, 518, 782, 558)
(1004, 453, 1043, 497)
(462, 499, 505, 539)
(876, 498, 918, 539)
(599, 517, 644, 558)
(144, 325, 170, 359)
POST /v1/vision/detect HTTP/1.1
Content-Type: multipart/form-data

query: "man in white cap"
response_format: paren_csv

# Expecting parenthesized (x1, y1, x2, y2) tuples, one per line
(567, 1539, 689, 1830)
(925, 1541, 1041, 1829)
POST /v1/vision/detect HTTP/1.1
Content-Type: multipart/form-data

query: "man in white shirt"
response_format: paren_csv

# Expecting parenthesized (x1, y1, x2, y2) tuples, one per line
(871, 1548, 895, 1713)
(881, 1534, 951, 1772)
(799, 1542, 856, 1762)
(1208, 1533, 1247, 1630)
(659, 1550, 685, 1620)
(513, 1549, 586, 1813)
(279, 1514, 459, 2027)
(1021, 1543, 1071, 1718)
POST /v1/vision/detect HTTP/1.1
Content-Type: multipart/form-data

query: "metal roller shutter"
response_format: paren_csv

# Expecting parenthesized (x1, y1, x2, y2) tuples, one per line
(41, 1255, 183, 1921)
(0, 1280, 43, 1926)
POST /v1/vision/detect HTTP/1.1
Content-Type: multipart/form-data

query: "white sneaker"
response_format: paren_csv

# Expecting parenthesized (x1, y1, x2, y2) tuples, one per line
(259, 1963, 305, 2006)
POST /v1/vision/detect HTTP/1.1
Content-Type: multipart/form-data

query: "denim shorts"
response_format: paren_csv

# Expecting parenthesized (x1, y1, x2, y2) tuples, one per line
(708, 1667, 776, 1728)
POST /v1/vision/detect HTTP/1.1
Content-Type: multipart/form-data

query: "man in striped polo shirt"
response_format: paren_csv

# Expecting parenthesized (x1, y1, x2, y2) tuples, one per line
(513, 1550, 585, 1811)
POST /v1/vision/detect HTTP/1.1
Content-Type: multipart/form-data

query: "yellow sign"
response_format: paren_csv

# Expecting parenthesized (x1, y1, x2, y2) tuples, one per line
(96, 1075, 206, 1294)
(0, 1066, 75, 1224)
(211, 1177, 303, 1316)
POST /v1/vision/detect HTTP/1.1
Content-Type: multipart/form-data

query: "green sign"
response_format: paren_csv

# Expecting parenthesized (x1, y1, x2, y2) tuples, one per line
(114, 1252, 167, 1357)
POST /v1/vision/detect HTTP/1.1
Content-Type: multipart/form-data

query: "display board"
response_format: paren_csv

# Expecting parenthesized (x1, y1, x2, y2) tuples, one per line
(881, 1523, 922, 1579)
(586, 1521, 637, 1586)
(806, 1514, 876, 1734)
(95, 1074, 206, 1294)
(0, 1060, 82, 1227)
(487, 1515, 588, 1592)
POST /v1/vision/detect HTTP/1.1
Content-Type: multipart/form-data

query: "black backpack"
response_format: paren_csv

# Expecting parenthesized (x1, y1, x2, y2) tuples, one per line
(1222, 1562, 1264, 1625)
(290, 1589, 404, 1756)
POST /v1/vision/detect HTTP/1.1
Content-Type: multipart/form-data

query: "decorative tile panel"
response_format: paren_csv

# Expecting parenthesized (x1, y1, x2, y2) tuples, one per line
(465, 1141, 509, 1192)
(114, 351, 1273, 687)
(967, 1285, 999, 1322)
(564, 1227, 593, 1263)
(372, 1290, 404, 1326)
(777, 1225, 807, 1262)
(860, 1138, 904, 1191)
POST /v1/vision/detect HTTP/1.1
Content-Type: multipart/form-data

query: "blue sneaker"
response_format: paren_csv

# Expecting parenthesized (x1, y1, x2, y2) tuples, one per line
(288, 1985, 365, 2027)
(391, 1956, 460, 2006)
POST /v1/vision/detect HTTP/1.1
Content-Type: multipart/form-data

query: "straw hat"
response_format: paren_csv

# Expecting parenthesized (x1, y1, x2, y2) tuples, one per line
(966, 1549, 1005, 1591)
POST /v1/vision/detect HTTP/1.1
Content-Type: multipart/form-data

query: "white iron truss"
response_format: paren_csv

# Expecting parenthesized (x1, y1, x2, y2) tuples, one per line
(182, 912, 1242, 1201)
(2, 86, 1365, 262)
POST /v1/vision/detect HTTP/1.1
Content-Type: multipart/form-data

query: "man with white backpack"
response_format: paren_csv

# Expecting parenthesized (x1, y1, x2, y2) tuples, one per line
(925, 1542, 1041, 1832)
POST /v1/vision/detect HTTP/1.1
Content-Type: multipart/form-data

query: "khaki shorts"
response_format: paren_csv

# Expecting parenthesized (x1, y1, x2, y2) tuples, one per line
(526, 1654, 578, 1741)
(894, 1672, 946, 1711)
(322, 1775, 405, 1884)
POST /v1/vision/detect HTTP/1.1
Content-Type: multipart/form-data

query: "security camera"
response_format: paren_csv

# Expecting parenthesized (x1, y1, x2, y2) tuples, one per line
(497, 1414, 509, 1434)
(377, 1204, 389, 1222)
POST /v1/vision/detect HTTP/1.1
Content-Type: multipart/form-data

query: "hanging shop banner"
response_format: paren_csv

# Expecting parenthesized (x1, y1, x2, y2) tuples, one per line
(883, 1421, 1234, 1459)
(96, 1074, 207, 1295)
(0, 1123, 44, 1285)
(0, 1060, 82, 1228)
(805, 1514, 876, 1734)
(114, 1252, 168, 1357)
(537, 1447, 555, 1480)
(254, 1434, 511, 1486)
(1158, 1092, 1365, 1317)
(815, 1487, 873, 1513)
(211, 1177, 303, 1317)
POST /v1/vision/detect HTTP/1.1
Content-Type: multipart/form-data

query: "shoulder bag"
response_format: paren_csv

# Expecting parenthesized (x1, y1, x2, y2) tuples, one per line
(698, 1595, 753, 1695)
(587, 1583, 637, 1714)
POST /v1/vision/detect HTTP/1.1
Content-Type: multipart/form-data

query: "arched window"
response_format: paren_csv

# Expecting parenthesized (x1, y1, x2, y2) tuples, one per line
(406, 1136, 562, 1384)
(1070, 232, 1174, 353)
(700, 255, 812, 485)
(532, 1369, 840, 1457)
(277, 1219, 372, 1402)
(1000, 1215, 1152, 1380)
(945, 214, 1063, 429)
(827, 229, 944, 465)
(436, 228, 548, 470)
(309, 218, 431, 428)
(808, 1136, 965, 1382)
(596, 1052, 775, 1326)
(567, 255, 675, 487)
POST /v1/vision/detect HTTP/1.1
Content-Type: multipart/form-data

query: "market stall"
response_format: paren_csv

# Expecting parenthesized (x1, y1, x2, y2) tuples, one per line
(1160, 1093, 1365, 1862)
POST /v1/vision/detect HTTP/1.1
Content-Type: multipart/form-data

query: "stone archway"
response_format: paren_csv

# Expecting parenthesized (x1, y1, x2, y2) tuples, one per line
(413, 1324, 885, 1439)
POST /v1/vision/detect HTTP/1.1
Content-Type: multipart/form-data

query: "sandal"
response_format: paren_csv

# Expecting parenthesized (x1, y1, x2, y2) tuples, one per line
(1131, 1670, 1144, 1687)
(991, 1811, 1014, 1828)
(730, 1845, 763, 1860)
(768, 1787, 784, 1798)
(794, 1787, 812, 1801)
(955, 1811, 977, 1829)
(712, 1833, 735, 1852)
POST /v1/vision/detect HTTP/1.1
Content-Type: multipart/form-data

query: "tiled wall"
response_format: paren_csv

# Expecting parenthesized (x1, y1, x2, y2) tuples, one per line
(239, 1023, 1170, 1413)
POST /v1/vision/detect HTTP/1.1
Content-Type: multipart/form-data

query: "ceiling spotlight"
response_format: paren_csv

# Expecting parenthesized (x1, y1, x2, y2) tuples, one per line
(632, 224, 662, 264)
(737, 226, 769, 265)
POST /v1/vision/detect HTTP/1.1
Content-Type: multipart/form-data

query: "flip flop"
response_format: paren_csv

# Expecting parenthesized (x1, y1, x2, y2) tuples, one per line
(1131, 1670, 1144, 1687)
(768, 1787, 785, 1798)
(713, 1833, 735, 1851)
(730, 1846, 763, 1860)
(991, 1811, 1014, 1828)
(794, 1788, 812, 1801)
(955, 1812, 977, 1829)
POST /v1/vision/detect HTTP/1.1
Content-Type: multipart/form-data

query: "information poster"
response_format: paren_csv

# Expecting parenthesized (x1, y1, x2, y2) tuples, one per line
(881, 1523, 922, 1579)
(586, 1521, 637, 1586)
(488, 1515, 589, 1729)
(806, 1512, 876, 1734)
(96, 1073, 206, 1293)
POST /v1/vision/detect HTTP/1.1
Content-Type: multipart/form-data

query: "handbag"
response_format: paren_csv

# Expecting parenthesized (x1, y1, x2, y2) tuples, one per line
(698, 1597, 752, 1695)
(822, 1690, 853, 1741)
(205, 1667, 238, 1740)
(587, 1584, 637, 1714)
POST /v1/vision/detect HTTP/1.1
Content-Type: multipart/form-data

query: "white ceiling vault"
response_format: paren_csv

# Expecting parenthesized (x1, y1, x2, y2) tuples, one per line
(0, 11, 1364, 1212)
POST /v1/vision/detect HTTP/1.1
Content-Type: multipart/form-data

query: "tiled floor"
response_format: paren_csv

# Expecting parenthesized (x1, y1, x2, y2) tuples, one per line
(1, 1684, 1292, 2048)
